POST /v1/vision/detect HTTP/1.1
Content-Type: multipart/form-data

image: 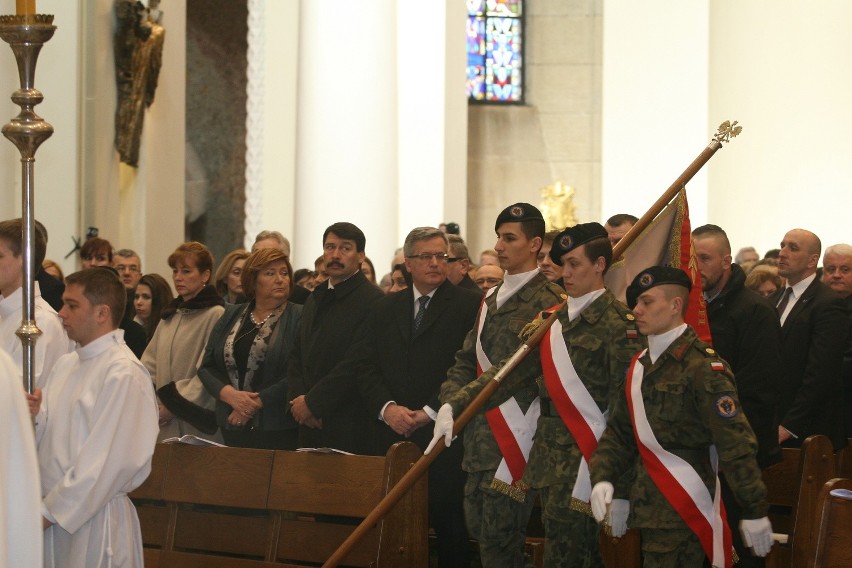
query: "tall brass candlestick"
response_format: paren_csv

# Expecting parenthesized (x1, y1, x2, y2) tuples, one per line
(0, 12, 56, 393)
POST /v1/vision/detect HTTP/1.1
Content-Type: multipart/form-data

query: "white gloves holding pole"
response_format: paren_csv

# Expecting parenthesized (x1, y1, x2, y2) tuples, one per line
(424, 403, 454, 455)
(590, 481, 629, 538)
(739, 517, 773, 557)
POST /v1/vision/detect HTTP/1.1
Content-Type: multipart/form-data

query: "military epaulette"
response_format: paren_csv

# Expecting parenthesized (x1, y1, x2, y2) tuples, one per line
(694, 344, 728, 371)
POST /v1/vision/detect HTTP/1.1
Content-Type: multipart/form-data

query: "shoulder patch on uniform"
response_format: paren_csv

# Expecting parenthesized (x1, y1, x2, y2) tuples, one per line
(626, 329, 639, 340)
(714, 395, 739, 418)
(705, 347, 716, 355)
(710, 361, 725, 371)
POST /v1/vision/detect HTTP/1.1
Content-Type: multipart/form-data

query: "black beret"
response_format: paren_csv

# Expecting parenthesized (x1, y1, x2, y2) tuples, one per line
(494, 202, 543, 231)
(549, 222, 609, 265)
(626, 266, 692, 309)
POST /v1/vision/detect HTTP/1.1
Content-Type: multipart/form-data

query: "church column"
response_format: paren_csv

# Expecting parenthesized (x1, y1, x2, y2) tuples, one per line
(293, 0, 398, 270)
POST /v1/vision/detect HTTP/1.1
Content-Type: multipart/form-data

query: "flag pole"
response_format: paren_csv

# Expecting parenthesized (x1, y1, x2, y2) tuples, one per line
(612, 120, 742, 262)
(323, 120, 742, 568)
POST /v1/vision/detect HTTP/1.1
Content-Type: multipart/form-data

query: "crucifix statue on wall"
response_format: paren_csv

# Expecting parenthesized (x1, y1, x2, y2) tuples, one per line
(113, 0, 165, 167)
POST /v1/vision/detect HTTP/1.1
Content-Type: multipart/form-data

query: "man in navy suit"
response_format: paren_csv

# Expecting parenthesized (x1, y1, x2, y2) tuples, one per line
(358, 226, 482, 567)
(774, 229, 848, 450)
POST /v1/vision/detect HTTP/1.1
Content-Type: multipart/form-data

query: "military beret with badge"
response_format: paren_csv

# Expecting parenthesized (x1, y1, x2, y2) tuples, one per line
(625, 265, 692, 309)
(548, 222, 609, 265)
(494, 202, 544, 231)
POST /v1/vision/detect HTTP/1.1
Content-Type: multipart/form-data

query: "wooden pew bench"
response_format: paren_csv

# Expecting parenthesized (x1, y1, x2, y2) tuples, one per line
(130, 441, 427, 567)
(810, 477, 852, 568)
(762, 435, 836, 568)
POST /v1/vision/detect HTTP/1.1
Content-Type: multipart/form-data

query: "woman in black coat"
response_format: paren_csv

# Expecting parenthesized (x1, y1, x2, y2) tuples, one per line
(199, 248, 302, 449)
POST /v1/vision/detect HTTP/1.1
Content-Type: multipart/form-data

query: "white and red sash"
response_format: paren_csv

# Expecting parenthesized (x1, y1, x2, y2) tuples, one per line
(476, 297, 540, 502)
(626, 350, 732, 568)
(539, 317, 606, 510)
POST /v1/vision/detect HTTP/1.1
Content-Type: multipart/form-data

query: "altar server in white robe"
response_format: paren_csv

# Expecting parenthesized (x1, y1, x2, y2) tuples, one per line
(0, 348, 42, 568)
(31, 269, 159, 568)
(0, 218, 71, 389)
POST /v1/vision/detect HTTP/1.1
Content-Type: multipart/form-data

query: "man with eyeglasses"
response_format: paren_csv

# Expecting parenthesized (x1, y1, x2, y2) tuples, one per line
(474, 264, 504, 292)
(113, 249, 143, 290)
(358, 227, 481, 567)
(288, 222, 384, 455)
(428, 203, 564, 567)
(447, 234, 481, 292)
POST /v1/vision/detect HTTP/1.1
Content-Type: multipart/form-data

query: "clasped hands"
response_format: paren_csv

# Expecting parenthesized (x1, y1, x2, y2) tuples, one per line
(289, 395, 322, 429)
(382, 403, 431, 437)
(221, 385, 263, 428)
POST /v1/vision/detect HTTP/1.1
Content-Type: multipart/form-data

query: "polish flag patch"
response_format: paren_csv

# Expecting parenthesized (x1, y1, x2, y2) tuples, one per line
(710, 361, 725, 371)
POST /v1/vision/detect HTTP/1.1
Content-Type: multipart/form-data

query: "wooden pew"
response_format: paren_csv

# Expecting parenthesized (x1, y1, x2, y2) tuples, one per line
(762, 435, 836, 568)
(810, 477, 852, 568)
(131, 441, 172, 568)
(130, 441, 427, 567)
(836, 438, 852, 478)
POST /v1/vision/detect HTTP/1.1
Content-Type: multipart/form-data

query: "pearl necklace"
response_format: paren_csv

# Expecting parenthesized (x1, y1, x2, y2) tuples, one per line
(250, 311, 272, 327)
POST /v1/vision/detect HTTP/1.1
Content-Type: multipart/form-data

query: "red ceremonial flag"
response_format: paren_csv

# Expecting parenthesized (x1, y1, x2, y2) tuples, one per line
(604, 188, 711, 344)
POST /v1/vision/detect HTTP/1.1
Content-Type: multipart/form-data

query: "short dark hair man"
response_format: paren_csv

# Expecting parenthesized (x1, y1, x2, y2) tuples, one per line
(31, 268, 159, 566)
(693, 223, 782, 567)
(603, 213, 638, 247)
(359, 226, 481, 567)
(429, 203, 564, 566)
(288, 222, 384, 454)
(774, 229, 848, 450)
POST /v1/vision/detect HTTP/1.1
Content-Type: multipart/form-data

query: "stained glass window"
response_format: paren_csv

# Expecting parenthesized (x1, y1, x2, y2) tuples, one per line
(467, 0, 523, 103)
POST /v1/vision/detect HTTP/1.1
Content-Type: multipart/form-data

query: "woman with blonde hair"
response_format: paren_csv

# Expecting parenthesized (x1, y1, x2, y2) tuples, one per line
(143, 242, 225, 441)
(214, 249, 250, 304)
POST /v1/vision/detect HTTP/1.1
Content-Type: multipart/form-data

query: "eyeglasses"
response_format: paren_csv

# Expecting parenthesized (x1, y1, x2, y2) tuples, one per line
(447, 257, 463, 263)
(407, 253, 449, 262)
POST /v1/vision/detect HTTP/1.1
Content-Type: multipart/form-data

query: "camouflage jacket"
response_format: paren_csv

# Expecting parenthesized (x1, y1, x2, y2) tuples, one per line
(523, 289, 644, 488)
(440, 271, 565, 473)
(589, 326, 768, 528)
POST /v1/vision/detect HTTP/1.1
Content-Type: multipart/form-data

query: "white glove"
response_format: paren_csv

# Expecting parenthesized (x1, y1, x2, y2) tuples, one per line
(590, 481, 614, 523)
(424, 403, 454, 455)
(607, 498, 630, 538)
(740, 517, 773, 557)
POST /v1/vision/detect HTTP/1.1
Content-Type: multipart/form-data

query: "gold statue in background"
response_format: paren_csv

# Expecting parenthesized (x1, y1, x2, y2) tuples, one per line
(540, 181, 578, 231)
(114, 0, 165, 167)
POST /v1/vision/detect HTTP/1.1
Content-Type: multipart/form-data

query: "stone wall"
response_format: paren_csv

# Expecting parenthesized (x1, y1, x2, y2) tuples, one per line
(466, 0, 602, 258)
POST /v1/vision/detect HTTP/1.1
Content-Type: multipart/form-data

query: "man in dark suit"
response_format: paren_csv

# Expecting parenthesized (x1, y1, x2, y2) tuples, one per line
(774, 229, 848, 450)
(693, 224, 782, 567)
(359, 227, 481, 568)
(287, 222, 384, 454)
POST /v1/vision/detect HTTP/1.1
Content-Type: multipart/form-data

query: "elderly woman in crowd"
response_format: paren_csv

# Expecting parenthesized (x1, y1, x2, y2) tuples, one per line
(199, 248, 302, 449)
(143, 241, 225, 441)
(134, 273, 175, 345)
(214, 249, 250, 304)
(745, 265, 783, 298)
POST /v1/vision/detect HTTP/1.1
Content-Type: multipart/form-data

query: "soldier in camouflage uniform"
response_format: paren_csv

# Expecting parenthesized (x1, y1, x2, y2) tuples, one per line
(433, 223, 644, 566)
(427, 203, 564, 568)
(589, 266, 773, 567)
(524, 223, 644, 567)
